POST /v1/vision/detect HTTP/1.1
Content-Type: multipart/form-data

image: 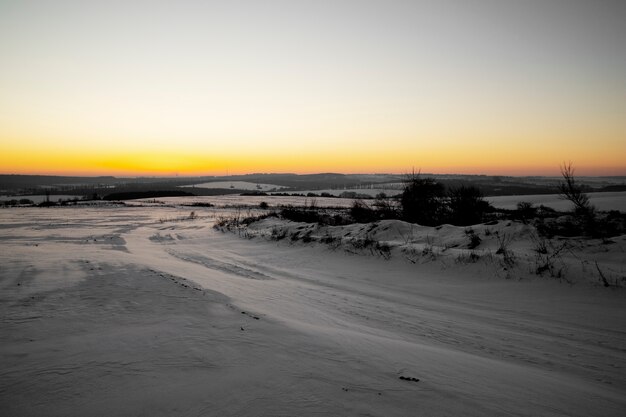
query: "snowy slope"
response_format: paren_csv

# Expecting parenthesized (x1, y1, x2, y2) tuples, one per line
(1, 206, 625, 416)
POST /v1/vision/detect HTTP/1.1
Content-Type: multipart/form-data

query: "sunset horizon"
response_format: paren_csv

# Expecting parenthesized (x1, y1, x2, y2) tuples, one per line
(2, 1, 625, 178)
(2, 164, 626, 178)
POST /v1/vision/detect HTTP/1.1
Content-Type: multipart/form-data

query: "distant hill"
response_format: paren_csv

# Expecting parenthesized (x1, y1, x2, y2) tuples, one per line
(1, 173, 624, 198)
(0, 174, 118, 188)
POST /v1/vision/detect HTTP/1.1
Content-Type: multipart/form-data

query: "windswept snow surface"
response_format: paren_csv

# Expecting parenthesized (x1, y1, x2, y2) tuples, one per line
(1, 205, 625, 416)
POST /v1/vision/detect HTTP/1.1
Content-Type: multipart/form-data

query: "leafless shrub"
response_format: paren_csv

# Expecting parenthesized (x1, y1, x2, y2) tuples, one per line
(347, 234, 391, 259)
(420, 235, 438, 261)
(594, 261, 624, 288)
(271, 227, 287, 241)
(350, 200, 378, 223)
(397, 224, 416, 245)
(320, 232, 340, 249)
(516, 201, 537, 223)
(558, 162, 596, 235)
(456, 251, 481, 264)
(373, 192, 399, 219)
(301, 230, 313, 243)
(494, 231, 515, 267)
(465, 228, 481, 249)
(375, 241, 392, 259)
(531, 234, 568, 279)
(559, 162, 594, 216)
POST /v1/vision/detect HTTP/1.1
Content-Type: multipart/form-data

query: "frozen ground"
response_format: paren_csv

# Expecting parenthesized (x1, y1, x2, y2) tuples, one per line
(1, 205, 625, 416)
(487, 191, 626, 212)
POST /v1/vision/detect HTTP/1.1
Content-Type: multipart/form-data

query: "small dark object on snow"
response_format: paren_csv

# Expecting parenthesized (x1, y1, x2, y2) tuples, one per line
(399, 376, 420, 382)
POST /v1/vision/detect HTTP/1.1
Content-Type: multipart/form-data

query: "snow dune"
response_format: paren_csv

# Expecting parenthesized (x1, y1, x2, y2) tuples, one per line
(1, 206, 625, 416)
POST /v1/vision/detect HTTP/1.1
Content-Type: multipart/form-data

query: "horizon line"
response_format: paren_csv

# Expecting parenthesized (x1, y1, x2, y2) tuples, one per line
(2, 171, 626, 179)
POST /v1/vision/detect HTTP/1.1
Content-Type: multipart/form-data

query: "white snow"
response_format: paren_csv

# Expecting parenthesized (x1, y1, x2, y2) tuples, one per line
(129, 194, 356, 208)
(1, 204, 625, 416)
(487, 191, 626, 212)
(181, 181, 286, 191)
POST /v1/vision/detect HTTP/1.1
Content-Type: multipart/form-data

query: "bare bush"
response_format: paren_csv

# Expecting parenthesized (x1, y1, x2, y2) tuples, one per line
(516, 201, 537, 223)
(350, 200, 378, 223)
(456, 251, 481, 264)
(558, 162, 596, 232)
(465, 228, 481, 249)
(531, 234, 568, 279)
(373, 192, 399, 219)
(494, 231, 515, 267)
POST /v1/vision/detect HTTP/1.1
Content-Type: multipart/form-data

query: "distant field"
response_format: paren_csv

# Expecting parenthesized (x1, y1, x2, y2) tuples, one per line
(3, 190, 623, 213)
(181, 181, 286, 191)
(132, 194, 356, 208)
(487, 191, 626, 212)
(135, 191, 626, 212)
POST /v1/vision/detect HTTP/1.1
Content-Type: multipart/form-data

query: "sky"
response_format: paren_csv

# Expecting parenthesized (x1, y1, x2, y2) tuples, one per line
(0, 0, 625, 177)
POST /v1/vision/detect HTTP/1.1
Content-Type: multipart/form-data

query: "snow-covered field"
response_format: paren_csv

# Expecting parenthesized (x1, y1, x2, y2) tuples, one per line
(153, 190, 626, 212)
(487, 191, 626, 212)
(1, 204, 625, 416)
(181, 181, 286, 191)
(131, 194, 356, 208)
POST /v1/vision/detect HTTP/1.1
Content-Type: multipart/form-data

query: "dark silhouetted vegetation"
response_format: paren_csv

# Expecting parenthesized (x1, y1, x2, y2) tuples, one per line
(399, 173, 492, 226)
(279, 206, 350, 226)
(184, 202, 215, 207)
(2, 198, 35, 207)
(372, 193, 399, 220)
(240, 191, 268, 196)
(447, 186, 491, 226)
(558, 162, 596, 234)
(400, 174, 447, 226)
(515, 201, 537, 223)
(350, 200, 378, 223)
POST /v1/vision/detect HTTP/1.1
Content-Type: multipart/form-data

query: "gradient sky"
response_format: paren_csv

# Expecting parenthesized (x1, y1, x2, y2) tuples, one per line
(1, 0, 625, 176)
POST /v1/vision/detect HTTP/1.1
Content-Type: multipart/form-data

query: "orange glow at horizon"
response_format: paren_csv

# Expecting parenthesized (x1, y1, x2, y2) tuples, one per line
(2, 137, 625, 177)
